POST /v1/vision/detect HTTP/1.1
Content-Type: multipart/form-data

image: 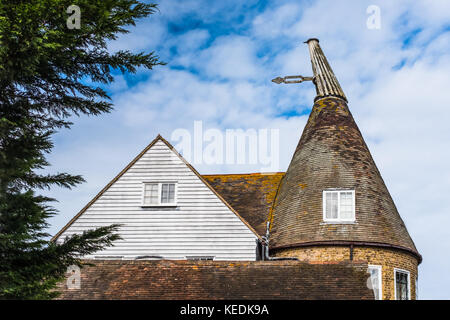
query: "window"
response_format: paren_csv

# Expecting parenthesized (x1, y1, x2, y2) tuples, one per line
(161, 183, 175, 204)
(394, 269, 410, 300)
(415, 276, 419, 300)
(142, 182, 177, 206)
(323, 190, 355, 222)
(143, 183, 159, 205)
(368, 265, 382, 300)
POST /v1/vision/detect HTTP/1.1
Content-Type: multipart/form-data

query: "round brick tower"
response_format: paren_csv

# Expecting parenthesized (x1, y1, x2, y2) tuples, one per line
(269, 39, 421, 300)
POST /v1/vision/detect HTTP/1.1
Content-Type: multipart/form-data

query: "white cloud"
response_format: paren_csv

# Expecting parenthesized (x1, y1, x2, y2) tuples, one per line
(195, 35, 264, 80)
(252, 3, 301, 39)
(107, 18, 167, 53)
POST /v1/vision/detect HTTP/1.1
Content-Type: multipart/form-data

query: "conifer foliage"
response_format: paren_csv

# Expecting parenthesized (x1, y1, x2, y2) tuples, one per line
(0, 0, 163, 299)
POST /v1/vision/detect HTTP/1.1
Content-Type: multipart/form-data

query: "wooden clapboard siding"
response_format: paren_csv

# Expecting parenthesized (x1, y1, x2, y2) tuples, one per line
(54, 137, 259, 261)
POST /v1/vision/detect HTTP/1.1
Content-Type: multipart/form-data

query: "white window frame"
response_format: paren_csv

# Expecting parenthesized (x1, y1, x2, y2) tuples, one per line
(368, 265, 382, 300)
(415, 276, 419, 300)
(322, 189, 356, 222)
(394, 268, 411, 300)
(141, 182, 178, 207)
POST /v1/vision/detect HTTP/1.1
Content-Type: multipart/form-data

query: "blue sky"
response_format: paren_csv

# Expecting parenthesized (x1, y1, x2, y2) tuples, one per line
(45, 0, 450, 299)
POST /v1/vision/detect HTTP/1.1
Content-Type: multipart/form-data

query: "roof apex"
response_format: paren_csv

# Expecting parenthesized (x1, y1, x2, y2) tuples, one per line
(52, 134, 262, 242)
(306, 39, 347, 102)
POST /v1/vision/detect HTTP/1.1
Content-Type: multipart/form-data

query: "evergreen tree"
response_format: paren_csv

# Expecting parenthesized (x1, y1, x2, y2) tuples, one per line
(0, 0, 163, 299)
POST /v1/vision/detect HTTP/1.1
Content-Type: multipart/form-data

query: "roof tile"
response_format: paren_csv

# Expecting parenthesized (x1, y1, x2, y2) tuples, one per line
(57, 259, 374, 300)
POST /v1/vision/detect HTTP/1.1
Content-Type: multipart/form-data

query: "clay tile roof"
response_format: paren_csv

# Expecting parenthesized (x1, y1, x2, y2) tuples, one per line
(203, 173, 284, 236)
(56, 259, 374, 300)
(269, 97, 420, 260)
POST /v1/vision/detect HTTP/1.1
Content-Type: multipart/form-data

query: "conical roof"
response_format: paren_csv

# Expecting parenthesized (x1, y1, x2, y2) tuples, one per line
(269, 40, 420, 260)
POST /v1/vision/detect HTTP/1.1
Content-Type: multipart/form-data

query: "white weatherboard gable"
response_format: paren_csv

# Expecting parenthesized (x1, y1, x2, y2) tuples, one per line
(55, 138, 258, 261)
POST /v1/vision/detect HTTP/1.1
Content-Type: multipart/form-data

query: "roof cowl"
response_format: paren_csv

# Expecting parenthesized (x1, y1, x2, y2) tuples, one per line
(305, 38, 347, 102)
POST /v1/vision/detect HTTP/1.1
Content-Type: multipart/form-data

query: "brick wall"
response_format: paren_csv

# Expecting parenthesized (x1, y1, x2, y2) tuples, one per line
(274, 246, 418, 300)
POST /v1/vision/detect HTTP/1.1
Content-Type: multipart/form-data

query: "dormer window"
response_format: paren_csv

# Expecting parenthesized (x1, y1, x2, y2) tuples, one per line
(142, 182, 177, 206)
(323, 189, 355, 222)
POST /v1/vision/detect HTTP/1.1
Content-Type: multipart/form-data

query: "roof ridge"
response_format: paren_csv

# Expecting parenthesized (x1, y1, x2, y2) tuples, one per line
(202, 172, 285, 177)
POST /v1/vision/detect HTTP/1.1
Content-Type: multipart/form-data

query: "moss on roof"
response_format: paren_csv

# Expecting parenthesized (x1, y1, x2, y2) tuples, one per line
(203, 173, 284, 236)
(57, 259, 374, 300)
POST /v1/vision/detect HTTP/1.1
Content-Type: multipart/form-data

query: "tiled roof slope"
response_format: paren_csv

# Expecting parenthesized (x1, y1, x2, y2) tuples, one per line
(269, 97, 420, 260)
(56, 260, 374, 300)
(203, 173, 284, 236)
